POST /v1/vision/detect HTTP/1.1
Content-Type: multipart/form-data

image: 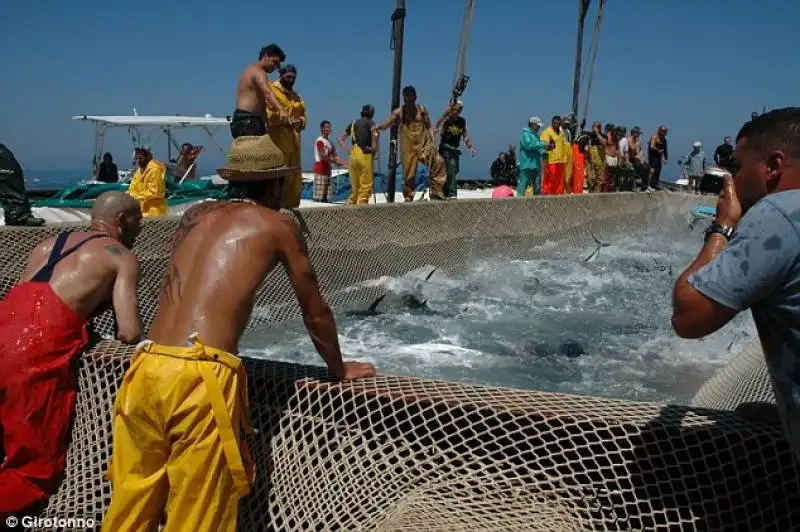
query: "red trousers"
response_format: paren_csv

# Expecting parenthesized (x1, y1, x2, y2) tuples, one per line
(0, 282, 88, 518)
(542, 162, 566, 195)
(571, 145, 585, 194)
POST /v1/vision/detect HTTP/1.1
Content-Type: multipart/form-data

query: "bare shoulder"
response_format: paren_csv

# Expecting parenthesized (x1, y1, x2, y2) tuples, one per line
(172, 202, 223, 248)
(270, 211, 308, 252)
(33, 234, 57, 255)
(99, 238, 137, 265)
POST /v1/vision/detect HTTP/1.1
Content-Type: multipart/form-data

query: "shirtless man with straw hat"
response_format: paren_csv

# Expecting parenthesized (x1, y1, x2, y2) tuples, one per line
(102, 134, 376, 532)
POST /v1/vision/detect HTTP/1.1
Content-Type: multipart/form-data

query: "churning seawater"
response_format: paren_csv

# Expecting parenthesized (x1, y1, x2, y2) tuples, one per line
(240, 224, 757, 404)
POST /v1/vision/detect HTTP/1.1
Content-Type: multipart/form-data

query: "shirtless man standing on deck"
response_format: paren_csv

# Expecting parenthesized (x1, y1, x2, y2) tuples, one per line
(102, 135, 376, 532)
(230, 43, 291, 139)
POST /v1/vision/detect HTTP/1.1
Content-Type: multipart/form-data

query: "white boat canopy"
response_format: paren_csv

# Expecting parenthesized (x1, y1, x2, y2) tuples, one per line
(73, 114, 231, 176)
(72, 114, 230, 127)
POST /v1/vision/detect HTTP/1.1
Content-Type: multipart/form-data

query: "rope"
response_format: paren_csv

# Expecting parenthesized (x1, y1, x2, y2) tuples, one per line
(580, 0, 606, 126)
(450, 0, 475, 104)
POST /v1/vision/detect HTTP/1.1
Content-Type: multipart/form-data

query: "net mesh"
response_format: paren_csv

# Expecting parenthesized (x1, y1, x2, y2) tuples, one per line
(1, 192, 797, 531)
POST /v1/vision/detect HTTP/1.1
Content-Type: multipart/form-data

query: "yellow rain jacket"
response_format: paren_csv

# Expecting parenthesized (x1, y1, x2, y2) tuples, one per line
(540, 127, 571, 165)
(266, 81, 306, 208)
(128, 159, 167, 217)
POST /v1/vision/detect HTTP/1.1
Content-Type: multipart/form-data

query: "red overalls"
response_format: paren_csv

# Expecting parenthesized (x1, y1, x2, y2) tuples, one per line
(0, 232, 106, 518)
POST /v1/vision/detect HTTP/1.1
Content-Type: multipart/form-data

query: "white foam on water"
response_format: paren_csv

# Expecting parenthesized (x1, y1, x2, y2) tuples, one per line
(240, 226, 756, 404)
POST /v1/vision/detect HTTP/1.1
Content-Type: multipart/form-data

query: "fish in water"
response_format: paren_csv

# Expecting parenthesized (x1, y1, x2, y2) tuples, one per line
(345, 293, 432, 317)
(524, 339, 587, 358)
(346, 268, 437, 317)
(585, 231, 611, 263)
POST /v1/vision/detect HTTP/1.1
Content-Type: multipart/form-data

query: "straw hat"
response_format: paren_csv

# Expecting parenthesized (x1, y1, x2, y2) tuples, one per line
(217, 135, 296, 181)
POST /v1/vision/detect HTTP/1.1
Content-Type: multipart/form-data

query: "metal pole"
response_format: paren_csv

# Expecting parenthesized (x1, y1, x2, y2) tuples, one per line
(571, 0, 591, 123)
(386, 0, 406, 203)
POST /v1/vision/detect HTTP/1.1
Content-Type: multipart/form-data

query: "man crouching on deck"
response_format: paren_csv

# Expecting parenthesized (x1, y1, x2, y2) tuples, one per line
(672, 107, 800, 462)
(0, 191, 143, 519)
(102, 135, 377, 532)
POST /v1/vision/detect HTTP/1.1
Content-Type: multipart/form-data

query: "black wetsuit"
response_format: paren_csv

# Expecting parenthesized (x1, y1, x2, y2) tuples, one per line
(647, 135, 667, 190)
(714, 143, 736, 173)
(97, 162, 118, 183)
(490, 157, 506, 186)
(230, 108, 267, 139)
(505, 151, 518, 186)
(0, 143, 44, 226)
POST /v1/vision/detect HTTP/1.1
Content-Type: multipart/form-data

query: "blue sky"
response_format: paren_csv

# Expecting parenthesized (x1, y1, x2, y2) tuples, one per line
(2, 0, 798, 180)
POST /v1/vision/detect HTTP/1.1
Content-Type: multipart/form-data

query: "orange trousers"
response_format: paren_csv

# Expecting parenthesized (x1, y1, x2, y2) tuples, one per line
(542, 163, 566, 195)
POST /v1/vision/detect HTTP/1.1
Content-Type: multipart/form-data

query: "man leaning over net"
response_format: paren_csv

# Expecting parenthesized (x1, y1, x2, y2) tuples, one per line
(0, 191, 143, 519)
(101, 134, 377, 532)
(672, 107, 800, 461)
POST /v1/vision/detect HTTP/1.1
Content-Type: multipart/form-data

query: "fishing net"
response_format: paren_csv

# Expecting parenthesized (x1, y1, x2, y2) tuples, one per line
(1, 191, 797, 531)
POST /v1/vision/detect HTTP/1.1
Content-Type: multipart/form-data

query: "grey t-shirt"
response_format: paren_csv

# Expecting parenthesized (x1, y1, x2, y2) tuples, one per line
(685, 150, 706, 177)
(689, 190, 800, 458)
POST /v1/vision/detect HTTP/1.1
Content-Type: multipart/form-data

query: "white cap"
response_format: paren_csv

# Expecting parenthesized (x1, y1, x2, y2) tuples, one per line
(692, 141, 702, 148)
(529, 116, 542, 126)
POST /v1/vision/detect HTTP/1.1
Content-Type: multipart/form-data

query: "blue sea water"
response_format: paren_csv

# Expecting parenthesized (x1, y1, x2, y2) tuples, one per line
(23, 169, 90, 189)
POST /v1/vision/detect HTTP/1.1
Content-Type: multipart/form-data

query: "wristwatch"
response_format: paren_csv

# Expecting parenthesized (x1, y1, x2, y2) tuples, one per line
(705, 220, 735, 241)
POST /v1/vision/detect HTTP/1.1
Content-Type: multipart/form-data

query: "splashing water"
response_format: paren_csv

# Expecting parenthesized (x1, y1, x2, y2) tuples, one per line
(241, 228, 756, 404)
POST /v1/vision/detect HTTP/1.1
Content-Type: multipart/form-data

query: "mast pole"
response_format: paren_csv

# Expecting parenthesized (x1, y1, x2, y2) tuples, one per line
(167, 130, 173, 162)
(570, 0, 592, 126)
(386, 0, 406, 203)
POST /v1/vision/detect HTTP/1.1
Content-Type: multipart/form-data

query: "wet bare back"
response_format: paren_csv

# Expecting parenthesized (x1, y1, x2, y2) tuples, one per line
(148, 202, 306, 353)
(235, 64, 270, 115)
(20, 232, 138, 321)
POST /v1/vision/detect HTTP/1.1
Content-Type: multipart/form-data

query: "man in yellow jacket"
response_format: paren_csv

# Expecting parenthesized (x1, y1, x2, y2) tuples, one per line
(128, 147, 167, 217)
(266, 64, 306, 209)
(539, 115, 570, 195)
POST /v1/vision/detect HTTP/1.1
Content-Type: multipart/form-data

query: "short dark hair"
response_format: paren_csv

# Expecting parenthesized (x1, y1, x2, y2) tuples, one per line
(259, 44, 286, 62)
(402, 86, 416, 98)
(361, 104, 375, 117)
(320, 120, 331, 130)
(552, 115, 562, 122)
(736, 107, 800, 160)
